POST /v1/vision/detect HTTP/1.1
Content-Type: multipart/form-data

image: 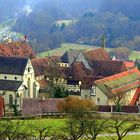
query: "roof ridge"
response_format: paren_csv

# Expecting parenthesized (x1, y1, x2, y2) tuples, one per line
(94, 67, 139, 84)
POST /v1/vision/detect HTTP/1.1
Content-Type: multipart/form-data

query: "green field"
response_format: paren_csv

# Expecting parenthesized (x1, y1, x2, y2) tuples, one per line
(38, 43, 140, 61)
(97, 135, 140, 140)
(19, 119, 140, 139)
(25, 118, 66, 128)
(129, 51, 140, 61)
(1, 118, 140, 139)
(38, 43, 102, 57)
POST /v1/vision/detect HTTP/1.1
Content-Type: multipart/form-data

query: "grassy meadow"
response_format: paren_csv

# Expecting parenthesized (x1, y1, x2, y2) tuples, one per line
(38, 43, 140, 61)
(129, 51, 140, 61)
(11, 118, 140, 139)
(38, 43, 103, 57)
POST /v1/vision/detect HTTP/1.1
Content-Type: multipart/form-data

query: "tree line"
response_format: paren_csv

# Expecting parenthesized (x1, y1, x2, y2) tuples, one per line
(12, 0, 140, 52)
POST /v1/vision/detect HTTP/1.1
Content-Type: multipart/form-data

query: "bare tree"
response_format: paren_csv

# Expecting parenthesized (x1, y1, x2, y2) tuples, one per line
(0, 120, 26, 140)
(85, 119, 107, 140)
(61, 118, 85, 140)
(44, 58, 62, 97)
(111, 93, 125, 112)
(28, 121, 52, 140)
(108, 118, 140, 140)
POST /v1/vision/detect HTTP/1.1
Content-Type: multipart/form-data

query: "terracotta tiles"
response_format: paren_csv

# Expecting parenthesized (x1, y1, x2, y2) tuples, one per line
(0, 41, 36, 59)
(94, 68, 140, 97)
(84, 48, 111, 61)
(123, 61, 135, 70)
(68, 62, 93, 81)
(31, 56, 59, 77)
(89, 60, 127, 78)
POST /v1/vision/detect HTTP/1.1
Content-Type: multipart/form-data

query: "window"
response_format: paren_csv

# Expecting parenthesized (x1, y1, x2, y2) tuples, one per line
(15, 77, 17, 80)
(97, 98, 100, 103)
(27, 78, 31, 97)
(4, 76, 7, 79)
(91, 86, 96, 96)
(28, 67, 31, 72)
(9, 94, 13, 105)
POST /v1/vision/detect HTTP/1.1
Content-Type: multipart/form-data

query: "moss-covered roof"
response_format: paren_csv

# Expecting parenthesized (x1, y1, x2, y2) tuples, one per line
(94, 68, 140, 97)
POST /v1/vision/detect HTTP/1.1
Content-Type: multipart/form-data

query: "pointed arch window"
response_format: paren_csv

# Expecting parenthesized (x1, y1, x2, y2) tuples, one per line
(9, 94, 13, 105)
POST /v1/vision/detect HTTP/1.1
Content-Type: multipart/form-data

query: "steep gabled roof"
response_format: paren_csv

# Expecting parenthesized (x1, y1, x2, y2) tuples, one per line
(94, 68, 140, 97)
(31, 57, 49, 77)
(84, 48, 111, 61)
(68, 62, 93, 81)
(0, 56, 28, 75)
(0, 80, 22, 91)
(59, 49, 81, 64)
(0, 41, 35, 59)
(31, 56, 59, 77)
(89, 60, 127, 78)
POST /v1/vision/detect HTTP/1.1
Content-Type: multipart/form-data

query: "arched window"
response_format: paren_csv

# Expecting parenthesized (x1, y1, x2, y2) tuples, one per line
(20, 94, 22, 108)
(33, 82, 36, 98)
(9, 94, 13, 105)
(28, 78, 31, 97)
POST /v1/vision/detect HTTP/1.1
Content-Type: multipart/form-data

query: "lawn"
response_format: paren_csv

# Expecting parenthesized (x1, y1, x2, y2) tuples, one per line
(97, 135, 140, 140)
(2, 118, 140, 139)
(24, 118, 66, 128)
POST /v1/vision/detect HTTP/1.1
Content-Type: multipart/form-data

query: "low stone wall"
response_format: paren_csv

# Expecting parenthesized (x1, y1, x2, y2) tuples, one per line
(22, 98, 64, 116)
(2, 112, 140, 121)
(98, 105, 139, 113)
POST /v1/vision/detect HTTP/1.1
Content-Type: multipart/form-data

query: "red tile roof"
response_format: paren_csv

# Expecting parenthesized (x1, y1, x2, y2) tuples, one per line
(84, 48, 111, 61)
(89, 60, 127, 78)
(123, 61, 135, 70)
(129, 87, 140, 106)
(81, 76, 96, 89)
(94, 68, 140, 98)
(0, 41, 35, 59)
(31, 57, 49, 77)
(68, 62, 93, 81)
(31, 56, 59, 77)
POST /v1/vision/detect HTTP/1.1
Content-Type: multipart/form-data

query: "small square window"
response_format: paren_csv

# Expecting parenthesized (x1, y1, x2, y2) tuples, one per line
(97, 98, 100, 102)
(4, 76, 7, 79)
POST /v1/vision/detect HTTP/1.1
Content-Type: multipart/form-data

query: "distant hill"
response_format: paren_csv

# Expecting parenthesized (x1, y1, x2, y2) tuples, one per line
(12, 0, 140, 52)
(0, 0, 25, 22)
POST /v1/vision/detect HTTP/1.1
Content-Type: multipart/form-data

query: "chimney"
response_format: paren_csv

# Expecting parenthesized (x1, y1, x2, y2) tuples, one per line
(24, 35, 28, 42)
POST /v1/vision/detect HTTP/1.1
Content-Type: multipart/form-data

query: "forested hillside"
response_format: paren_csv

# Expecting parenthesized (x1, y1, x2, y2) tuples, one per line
(12, 0, 140, 52)
(0, 0, 25, 22)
